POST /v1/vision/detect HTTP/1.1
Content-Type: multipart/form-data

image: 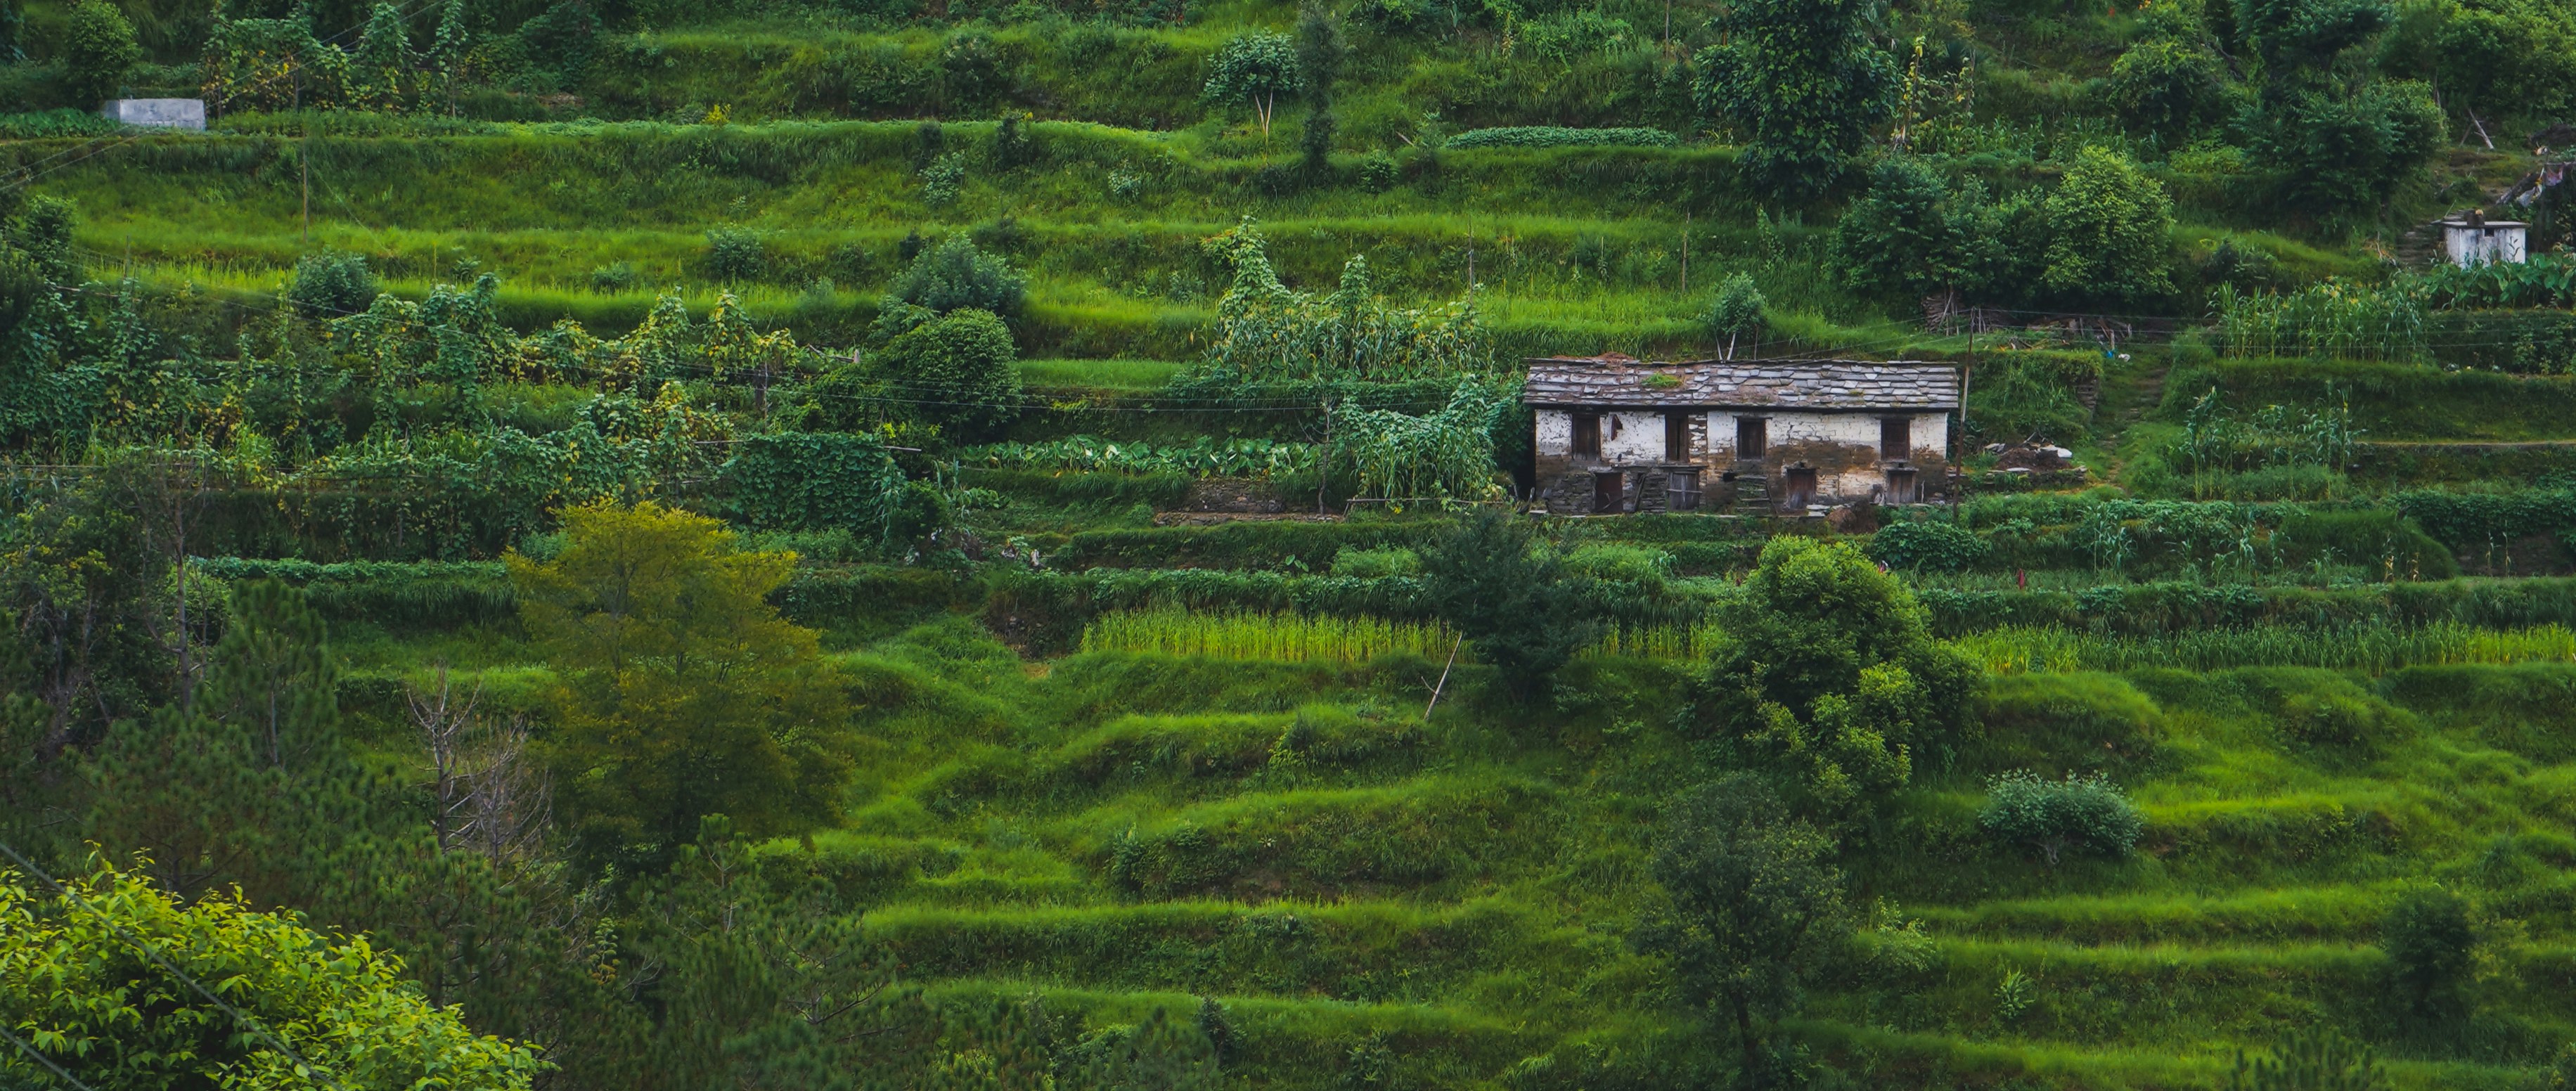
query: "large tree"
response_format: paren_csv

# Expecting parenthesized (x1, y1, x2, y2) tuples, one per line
(2040, 146, 2177, 306)
(1422, 511, 1600, 702)
(1693, 0, 1898, 195)
(1635, 774, 1849, 1085)
(1202, 30, 1305, 138)
(508, 501, 851, 870)
(1829, 157, 2003, 303)
(1704, 536, 1977, 815)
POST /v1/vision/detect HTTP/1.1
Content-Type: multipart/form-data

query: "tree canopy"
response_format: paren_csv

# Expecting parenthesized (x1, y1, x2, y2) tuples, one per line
(1692, 0, 1896, 195)
(508, 501, 851, 869)
(0, 855, 546, 1090)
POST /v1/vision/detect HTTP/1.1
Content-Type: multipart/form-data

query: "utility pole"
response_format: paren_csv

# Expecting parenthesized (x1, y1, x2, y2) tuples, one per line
(1681, 211, 1690, 293)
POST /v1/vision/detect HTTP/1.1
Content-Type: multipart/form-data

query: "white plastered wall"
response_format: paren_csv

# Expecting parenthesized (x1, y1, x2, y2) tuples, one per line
(1704, 411, 1950, 459)
(1534, 408, 1574, 456)
(1602, 411, 1666, 463)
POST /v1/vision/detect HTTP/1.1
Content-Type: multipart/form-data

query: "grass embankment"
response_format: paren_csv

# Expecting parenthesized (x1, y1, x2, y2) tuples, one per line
(308, 586, 2576, 1089)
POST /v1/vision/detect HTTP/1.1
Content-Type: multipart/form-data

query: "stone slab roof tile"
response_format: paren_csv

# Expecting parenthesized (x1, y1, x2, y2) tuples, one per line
(1521, 356, 1962, 409)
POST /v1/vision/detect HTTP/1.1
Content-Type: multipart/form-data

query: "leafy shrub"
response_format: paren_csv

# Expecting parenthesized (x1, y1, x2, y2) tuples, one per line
(1707, 536, 1981, 812)
(1358, 150, 1398, 192)
(591, 262, 640, 291)
(2381, 886, 2473, 1021)
(2042, 147, 2175, 306)
(721, 432, 910, 541)
(992, 110, 1035, 168)
(920, 151, 968, 207)
(1329, 546, 1421, 577)
(704, 227, 766, 283)
(1867, 519, 1988, 572)
(878, 307, 1022, 438)
(887, 235, 1025, 318)
(1424, 512, 1600, 701)
(2108, 34, 2232, 138)
(1443, 126, 1677, 148)
(1301, 109, 1337, 172)
(1831, 155, 2005, 303)
(286, 251, 378, 318)
(1978, 770, 2145, 864)
(62, 0, 139, 105)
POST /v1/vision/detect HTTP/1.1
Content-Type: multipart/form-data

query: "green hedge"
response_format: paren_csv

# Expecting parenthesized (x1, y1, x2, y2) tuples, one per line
(1919, 576, 2576, 635)
(1445, 126, 1678, 148)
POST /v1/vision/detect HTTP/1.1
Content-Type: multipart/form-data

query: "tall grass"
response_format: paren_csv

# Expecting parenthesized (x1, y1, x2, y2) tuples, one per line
(1081, 608, 1455, 663)
(1960, 622, 2576, 675)
(1583, 621, 1725, 661)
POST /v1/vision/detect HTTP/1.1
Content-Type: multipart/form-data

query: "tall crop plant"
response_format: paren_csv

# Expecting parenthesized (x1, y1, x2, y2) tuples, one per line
(2213, 280, 2428, 362)
(1081, 608, 1453, 663)
(1958, 622, 2576, 674)
(1195, 218, 1490, 382)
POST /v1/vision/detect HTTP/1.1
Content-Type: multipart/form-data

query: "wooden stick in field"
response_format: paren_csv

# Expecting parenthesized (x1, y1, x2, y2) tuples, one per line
(1424, 633, 1463, 720)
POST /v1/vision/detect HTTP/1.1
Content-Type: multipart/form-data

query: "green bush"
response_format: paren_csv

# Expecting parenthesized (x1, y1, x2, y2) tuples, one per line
(2042, 147, 2175, 306)
(61, 0, 139, 105)
(1358, 150, 1398, 191)
(286, 251, 378, 318)
(1978, 770, 2145, 865)
(878, 308, 1023, 439)
(1422, 512, 1601, 702)
(1443, 126, 1677, 148)
(2381, 886, 2473, 1021)
(887, 235, 1026, 320)
(1865, 519, 1988, 572)
(705, 227, 766, 283)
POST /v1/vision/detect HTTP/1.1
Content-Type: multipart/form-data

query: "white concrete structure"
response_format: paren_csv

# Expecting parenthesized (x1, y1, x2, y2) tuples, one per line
(101, 98, 205, 130)
(2441, 215, 2527, 266)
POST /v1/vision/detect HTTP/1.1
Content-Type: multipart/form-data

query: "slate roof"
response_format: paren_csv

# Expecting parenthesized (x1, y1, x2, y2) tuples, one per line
(1522, 355, 1961, 410)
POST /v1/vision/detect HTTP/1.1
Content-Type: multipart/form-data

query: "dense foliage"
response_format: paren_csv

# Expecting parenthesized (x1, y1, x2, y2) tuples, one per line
(0, 857, 547, 1090)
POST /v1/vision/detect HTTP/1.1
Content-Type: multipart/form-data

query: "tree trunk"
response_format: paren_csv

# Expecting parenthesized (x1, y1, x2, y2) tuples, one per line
(1734, 999, 1761, 1088)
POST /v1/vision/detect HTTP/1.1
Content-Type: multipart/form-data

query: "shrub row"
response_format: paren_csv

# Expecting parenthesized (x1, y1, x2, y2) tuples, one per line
(1443, 126, 1678, 148)
(1919, 576, 2576, 636)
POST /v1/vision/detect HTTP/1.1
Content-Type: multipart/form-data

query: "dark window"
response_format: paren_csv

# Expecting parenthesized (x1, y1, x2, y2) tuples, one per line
(1665, 412, 1692, 461)
(1571, 412, 1602, 456)
(1736, 416, 1767, 459)
(1592, 470, 1623, 514)
(1881, 417, 1912, 460)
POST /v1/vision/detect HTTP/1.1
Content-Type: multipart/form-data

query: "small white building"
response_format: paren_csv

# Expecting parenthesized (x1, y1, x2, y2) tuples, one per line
(1525, 354, 1959, 514)
(2440, 213, 2526, 267)
(101, 98, 205, 131)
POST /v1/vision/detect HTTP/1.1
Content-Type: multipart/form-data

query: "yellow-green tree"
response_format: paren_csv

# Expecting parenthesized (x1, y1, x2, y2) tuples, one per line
(0, 855, 546, 1090)
(508, 501, 850, 869)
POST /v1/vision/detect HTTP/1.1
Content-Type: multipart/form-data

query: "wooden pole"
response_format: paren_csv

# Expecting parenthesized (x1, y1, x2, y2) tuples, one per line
(1423, 633, 1463, 719)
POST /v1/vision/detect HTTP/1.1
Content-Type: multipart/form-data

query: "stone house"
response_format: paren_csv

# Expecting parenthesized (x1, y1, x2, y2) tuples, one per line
(1525, 354, 1960, 515)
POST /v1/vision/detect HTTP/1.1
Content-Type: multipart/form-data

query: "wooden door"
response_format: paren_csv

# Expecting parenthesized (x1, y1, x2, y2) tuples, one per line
(1883, 467, 1919, 505)
(1665, 412, 1692, 461)
(1782, 465, 1817, 510)
(1668, 468, 1701, 511)
(1736, 416, 1766, 459)
(1592, 471, 1623, 514)
(1880, 417, 1912, 460)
